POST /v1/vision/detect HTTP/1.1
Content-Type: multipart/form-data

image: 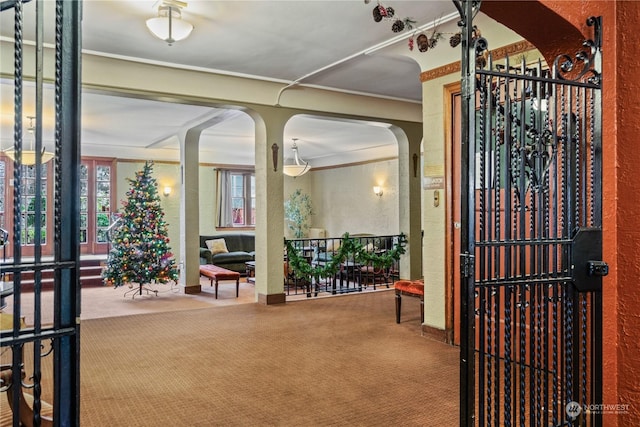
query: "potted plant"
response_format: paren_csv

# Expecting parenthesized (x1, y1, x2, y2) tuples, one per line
(284, 189, 313, 238)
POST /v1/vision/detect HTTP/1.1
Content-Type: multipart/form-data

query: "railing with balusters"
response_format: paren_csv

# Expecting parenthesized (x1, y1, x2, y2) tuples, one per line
(284, 233, 405, 297)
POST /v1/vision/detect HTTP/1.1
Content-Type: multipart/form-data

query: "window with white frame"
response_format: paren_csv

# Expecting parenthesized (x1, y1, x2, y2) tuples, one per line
(230, 172, 255, 227)
(217, 169, 255, 228)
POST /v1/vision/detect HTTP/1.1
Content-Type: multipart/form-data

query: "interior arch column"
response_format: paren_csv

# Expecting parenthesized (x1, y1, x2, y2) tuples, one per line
(392, 125, 423, 281)
(179, 113, 239, 294)
(251, 107, 294, 304)
(179, 126, 200, 293)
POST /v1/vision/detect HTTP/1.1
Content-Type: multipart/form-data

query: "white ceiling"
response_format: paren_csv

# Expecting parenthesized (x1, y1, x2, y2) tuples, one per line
(0, 1, 523, 167)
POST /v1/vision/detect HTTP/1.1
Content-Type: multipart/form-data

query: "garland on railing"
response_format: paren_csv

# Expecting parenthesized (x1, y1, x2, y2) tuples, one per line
(284, 233, 407, 281)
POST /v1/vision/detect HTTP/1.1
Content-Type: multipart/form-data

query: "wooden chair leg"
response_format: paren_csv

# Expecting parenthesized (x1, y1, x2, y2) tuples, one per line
(1, 365, 53, 427)
(395, 291, 402, 323)
(394, 279, 425, 324)
(235, 278, 239, 297)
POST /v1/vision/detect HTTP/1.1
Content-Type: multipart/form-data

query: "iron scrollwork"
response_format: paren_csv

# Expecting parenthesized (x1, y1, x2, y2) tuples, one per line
(553, 16, 602, 86)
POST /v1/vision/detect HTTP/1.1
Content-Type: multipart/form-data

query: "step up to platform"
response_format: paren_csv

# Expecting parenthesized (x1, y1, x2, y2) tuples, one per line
(2, 258, 107, 291)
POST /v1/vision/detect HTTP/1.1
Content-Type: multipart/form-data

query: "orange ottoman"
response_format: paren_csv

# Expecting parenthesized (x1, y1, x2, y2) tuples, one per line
(199, 265, 241, 299)
(393, 279, 424, 324)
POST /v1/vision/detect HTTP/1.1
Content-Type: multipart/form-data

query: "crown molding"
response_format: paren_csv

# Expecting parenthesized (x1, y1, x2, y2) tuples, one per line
(420, 40, 536, 82)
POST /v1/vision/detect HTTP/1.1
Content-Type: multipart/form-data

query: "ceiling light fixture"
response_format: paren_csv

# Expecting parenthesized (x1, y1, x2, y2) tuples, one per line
(4, 116, 54, 165)
(282, 138, 311, 178)
(146, 0, 193, 46)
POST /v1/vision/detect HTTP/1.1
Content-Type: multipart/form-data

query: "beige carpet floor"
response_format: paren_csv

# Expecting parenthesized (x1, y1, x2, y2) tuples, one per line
(78, 291, 458, 426)
(3, 278, 256, 325)
(2, 283, 459, 426)
(3, 277, 392, 325)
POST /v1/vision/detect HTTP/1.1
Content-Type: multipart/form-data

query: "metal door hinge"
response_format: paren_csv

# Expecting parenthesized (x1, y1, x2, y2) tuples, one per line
(461, 253, 475, 278)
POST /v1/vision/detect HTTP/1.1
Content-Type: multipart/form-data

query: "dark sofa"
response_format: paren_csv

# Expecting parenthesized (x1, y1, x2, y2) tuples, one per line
(199, 234, 255, 273)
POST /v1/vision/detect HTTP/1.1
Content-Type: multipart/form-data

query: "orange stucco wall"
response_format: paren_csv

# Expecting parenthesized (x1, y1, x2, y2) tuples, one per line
(482, 1, 640, 425)
(611, 3, 640, 426)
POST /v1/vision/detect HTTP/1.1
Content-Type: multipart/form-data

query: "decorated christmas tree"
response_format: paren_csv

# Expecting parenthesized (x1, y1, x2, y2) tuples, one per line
(102, 161, 178, 294)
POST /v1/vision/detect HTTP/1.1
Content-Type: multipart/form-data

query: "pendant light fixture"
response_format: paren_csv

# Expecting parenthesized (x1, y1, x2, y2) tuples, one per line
(146, 0, 193, 46)
(282, 138, 311, 178)
(4, 116, 54, 165)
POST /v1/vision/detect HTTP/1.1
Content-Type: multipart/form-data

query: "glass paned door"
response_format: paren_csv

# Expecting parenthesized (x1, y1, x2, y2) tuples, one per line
(20, 164, 48, 246)
(80, 164, 88, 243)
(0, 159, 5, 230)
(96, 165, 111, 243)
(80, 160, 114, 254)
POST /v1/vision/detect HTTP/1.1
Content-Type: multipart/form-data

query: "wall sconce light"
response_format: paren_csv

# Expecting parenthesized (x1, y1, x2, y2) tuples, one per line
(163, 186, 172, 197)
(271, 143, 279, 172)
(373, 186, 383, 198)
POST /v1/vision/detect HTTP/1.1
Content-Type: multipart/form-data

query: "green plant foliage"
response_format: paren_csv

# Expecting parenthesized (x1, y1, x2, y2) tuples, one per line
(285, 233, 407, 281)
(284, 189, 313, 238)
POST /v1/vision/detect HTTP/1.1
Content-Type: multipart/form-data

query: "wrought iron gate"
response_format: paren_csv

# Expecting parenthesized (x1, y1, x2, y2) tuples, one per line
(455, 1, 605, 426)
(0, 0, 82, 425)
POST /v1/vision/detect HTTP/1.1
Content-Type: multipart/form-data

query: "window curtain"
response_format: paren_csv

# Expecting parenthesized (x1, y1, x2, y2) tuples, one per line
(216, 169, 233, 227)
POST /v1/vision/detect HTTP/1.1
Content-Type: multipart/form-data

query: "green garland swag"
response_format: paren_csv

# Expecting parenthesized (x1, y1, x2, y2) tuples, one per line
(284, 232, 407, 281)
